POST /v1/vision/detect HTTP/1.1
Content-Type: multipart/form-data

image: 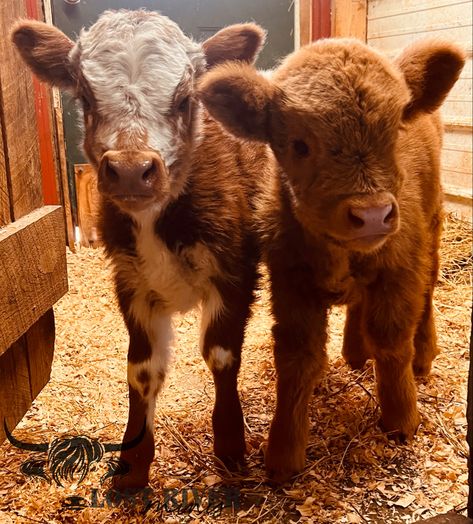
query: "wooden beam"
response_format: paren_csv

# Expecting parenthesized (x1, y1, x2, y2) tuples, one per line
(312, 0, 331, 40)
(25, 308, 55, 399)
(0, 309, 55, 443)
(0, 0, 43, 220)
(75, 163, 101, 248)
(25, 0, 59, 206)
(332, 0, 367, 40)
(0, 102, 11, 226)
(0, 206, 67, 354)
(0, 338, 33, 442)
(299, 0, 312, 46)
(55, 107, 76, 250)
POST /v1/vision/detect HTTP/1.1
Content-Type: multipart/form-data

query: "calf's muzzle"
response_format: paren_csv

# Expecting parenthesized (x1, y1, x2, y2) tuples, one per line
(336, 193, 399, 249)
(98, 150, 165, 204)
(347, 203, 396, 237)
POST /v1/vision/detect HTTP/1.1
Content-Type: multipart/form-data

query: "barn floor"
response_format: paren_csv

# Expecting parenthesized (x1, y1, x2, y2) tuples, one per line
(0, 216, 471, 524)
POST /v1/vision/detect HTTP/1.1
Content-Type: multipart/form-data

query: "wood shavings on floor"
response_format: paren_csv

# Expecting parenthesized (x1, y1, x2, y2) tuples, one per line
(0, 215, 470, 523)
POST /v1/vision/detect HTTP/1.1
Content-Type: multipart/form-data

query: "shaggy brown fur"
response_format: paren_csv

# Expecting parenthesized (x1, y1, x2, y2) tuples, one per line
(199, 38, 465, 483)
(12, 11, 269, 490)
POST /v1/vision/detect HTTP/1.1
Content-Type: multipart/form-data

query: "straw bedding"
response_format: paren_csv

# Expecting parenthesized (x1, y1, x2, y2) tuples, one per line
(0, 214, 470, 523)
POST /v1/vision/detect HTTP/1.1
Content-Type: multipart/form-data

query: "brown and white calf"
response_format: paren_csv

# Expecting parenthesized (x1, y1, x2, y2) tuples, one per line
(12, 10, 268, 489)
(199, 38, 465, 482)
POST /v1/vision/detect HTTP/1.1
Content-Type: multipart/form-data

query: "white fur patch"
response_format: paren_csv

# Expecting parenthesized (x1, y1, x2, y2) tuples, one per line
(113, 207, 221, 322)
(73, 10, 204, 166)
(205, 346, 235, 372)
(131, 210, 214, 315)
(127, 314, 173, 428)
(199, 286, 224, 352)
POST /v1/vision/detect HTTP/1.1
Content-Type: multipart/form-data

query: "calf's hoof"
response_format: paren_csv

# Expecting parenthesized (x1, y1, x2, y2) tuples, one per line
(214, 438, 246, 475)
(345, 357, 368, 371)
(265, 444, 305, 484)
(379, 412, 420, 444)
(214, 454, 247, 476)
(412, 359, 432, 377)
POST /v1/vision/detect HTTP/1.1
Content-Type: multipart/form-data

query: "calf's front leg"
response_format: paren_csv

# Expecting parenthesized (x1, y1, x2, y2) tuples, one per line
(113, 314, 172, 491)
(343, 301, 372, 370)
(265, 267, 328, 483)
(201, 281, 255, 472)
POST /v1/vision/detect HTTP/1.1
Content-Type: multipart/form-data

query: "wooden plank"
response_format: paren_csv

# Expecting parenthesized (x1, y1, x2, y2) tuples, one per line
(25, 309, 55, 399)
(0, 0, 43, 220)
(444, 127, 473, 152)
(312, 0, 331, 40)
(442, 170, 473, 193)
(55, 107, 76, 250)
(443, 98, 473, 122)
(444, 193, 472, 222)
(332, 0, 367, 40)
(25, 0, 59, 206)
(0, 101, 11, 226)
(74, 163, 101, 248)
(367, 24, 472, 52)
(369, 0, 469, 21)
(0, 206, 67, 355)
(368, 1, 471, 40)
(43, 0, 53, 24)
(299, 0, 312, 46)
(0, 338, 33, 442)
(442, 149, 473, 178)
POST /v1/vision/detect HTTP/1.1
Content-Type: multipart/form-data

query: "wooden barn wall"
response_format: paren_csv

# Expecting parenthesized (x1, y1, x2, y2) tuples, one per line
(0, 0, 44, 220)
(367, 0, 473, 221)
(0, 0, 68, 441)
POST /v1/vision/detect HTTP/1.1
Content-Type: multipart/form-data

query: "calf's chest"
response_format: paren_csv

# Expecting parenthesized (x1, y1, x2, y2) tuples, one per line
(130, 220, 218, 314)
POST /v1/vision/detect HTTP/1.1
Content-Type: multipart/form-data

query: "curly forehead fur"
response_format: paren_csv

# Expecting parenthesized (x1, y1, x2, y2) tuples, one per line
(66, 10, 206, 166)
(70, 10, 203, 117)
(273, 39, 411, 146)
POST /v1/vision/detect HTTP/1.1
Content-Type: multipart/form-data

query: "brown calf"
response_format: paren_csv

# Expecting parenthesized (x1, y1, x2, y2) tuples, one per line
(199, 38, 465, 482)
(12, 10, 268, 489)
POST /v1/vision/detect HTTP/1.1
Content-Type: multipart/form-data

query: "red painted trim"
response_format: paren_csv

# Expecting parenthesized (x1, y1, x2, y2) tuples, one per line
(312, 0, 331, 41)
(25, 0, 59, 205)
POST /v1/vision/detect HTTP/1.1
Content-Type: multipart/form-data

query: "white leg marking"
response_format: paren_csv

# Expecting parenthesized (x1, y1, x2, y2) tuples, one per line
(199, 285, 224, 353)
(206, 346, 235, 372)
(128, 314, 173, 429)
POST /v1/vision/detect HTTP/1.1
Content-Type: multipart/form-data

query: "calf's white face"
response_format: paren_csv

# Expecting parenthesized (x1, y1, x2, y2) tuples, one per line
(12, 10, 265, 214)
(74, 11, 202, 168)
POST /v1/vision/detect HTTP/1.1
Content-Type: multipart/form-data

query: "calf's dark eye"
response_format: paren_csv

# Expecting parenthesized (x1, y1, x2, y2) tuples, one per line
(293, 139, 309, 157)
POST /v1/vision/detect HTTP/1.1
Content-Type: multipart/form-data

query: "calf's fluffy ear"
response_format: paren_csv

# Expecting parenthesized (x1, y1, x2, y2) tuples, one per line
(397, 39, 465, 120)
(198, 62, 275, 142)
(202, 23, 266, 68)
(11, 20, 75, 90)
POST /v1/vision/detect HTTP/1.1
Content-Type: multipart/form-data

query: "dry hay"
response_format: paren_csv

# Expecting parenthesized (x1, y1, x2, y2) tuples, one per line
(439, 214, 472, 287)
(0, 214, 471, 523)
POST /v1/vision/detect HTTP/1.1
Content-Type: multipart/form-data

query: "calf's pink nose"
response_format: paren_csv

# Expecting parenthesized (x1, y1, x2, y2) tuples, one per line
(99, 151, 162, 197)
(347, 203, 395, 236)
(108, 159, 153, 184)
